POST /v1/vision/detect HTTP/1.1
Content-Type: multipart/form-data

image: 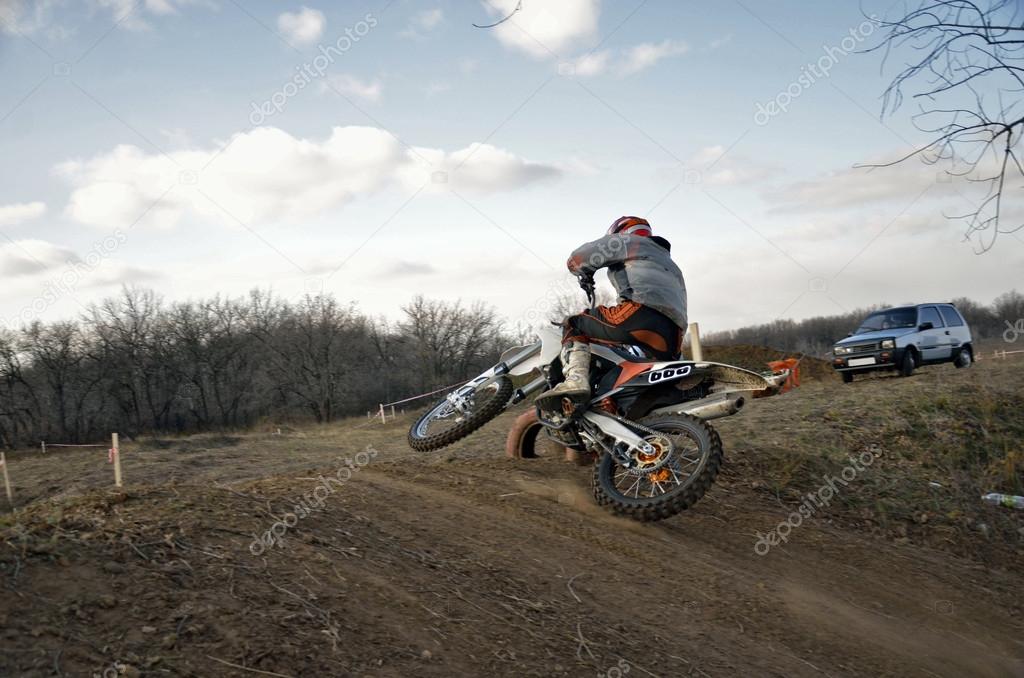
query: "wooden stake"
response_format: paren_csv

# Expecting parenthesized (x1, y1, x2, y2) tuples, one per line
(688, 322, 704, 361)
(112, 432, 123, 488)
(378, 404, 387, 424)
(40, 441, 46, 454)
(1, 452, 12, 507)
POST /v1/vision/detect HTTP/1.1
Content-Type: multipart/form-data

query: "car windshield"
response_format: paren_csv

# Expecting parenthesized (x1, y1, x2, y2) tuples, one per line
(855, 309, 917, 333)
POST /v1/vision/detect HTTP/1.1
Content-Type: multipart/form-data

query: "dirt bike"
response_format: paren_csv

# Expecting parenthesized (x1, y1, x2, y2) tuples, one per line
(408, 275, 788, 521)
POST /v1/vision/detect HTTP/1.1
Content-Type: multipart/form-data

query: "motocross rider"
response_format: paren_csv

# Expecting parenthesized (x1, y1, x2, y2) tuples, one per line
(538, 216, 688, 402)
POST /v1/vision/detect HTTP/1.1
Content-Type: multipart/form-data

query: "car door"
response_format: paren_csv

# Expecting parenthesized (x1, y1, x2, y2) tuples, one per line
(938, 305, 968, 357)
(916, 306, 947, 361)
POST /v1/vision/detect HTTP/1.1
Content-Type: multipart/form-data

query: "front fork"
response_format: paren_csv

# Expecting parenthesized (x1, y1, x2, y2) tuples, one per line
(451, 343, 546, 411)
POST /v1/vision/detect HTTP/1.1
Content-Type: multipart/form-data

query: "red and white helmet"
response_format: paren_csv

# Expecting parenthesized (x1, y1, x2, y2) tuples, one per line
(607, 216, 652, 237)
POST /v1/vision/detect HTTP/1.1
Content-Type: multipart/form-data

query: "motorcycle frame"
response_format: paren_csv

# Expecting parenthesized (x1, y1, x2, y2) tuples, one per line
(481, 325, 786, 456)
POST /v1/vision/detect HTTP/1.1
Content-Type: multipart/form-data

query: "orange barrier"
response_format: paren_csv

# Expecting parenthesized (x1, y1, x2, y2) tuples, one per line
(767, 358, 800, 392)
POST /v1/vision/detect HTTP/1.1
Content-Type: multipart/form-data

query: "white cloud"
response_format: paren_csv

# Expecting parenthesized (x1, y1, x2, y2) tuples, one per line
(568, 40, 690, 78)
(83, 261, 161, 288)
(416, 8, 443, 30)
(0, 0, 57, 34)
(400, 8, 443, 38)
(405, 143, 562, 194)
(559, 156, 602, 176)
(485, 0, 599, 59)
(159, 127, 193, 148)
(0, 1, 236, 36)
(0, 202, 46, 227)
(277, 6, 326, 46)
(573, 50, 610, 77)
(56, 125, 562, 229)
(322, 74, 383, 103)
(618, 40, 689, 76)
(377, 260, 438, 278)
(89, 0, 210, 32)
(0, 0, 214, 34)
(682, 145, 777, 187)
(424, 81, 452, 96)
(708, 34, 733, 50)
(0, 239, 74, 277)
(764, 159, 941, 213)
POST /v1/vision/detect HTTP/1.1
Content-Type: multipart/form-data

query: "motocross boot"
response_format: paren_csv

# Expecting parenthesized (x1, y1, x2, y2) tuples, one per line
(538, 341, 591, 402)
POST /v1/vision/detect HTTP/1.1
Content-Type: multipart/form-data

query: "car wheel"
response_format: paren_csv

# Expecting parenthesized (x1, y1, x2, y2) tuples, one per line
(954, 347, 972, 369)
(899, 349, 916, 377)
(841, 371, 854, 383)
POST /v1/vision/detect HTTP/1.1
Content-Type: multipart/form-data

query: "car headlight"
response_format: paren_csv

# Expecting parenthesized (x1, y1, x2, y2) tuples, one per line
(880, 339, 895, 349)
(834, 346, 852, 355)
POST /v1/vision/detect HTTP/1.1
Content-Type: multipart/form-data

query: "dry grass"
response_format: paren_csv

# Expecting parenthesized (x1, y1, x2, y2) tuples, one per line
(2, 350, 1021, 569)
(716, 353, 1024, 568)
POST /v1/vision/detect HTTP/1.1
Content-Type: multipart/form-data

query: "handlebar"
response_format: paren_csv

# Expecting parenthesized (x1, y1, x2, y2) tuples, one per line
(578, 274, 596, 308)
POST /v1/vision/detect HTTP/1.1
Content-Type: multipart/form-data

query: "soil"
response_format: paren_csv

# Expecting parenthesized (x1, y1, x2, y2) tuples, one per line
(1, 358, 1022, 677)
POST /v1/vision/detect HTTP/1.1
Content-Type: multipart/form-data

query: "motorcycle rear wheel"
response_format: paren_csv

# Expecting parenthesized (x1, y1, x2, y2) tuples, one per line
(407, 377, 514, 452)
(592, 413, 722, 522)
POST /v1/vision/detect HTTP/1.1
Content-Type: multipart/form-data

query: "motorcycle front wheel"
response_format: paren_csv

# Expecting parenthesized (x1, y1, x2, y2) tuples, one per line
(592, 413, 723, 522)
(407, 377, 514, 452)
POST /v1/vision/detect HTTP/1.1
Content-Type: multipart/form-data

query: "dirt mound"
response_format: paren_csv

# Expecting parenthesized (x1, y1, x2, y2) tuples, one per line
(702, 343, 837, 381)
(2, 360, 1022, 676)
(3, 463, 1023, 675)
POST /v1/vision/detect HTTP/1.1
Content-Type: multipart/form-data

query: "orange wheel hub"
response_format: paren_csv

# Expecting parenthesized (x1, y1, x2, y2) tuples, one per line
(648, 468, 671, 483)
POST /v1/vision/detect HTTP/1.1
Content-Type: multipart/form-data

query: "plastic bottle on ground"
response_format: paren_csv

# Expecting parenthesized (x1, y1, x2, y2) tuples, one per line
(981, 493, 1024, 510)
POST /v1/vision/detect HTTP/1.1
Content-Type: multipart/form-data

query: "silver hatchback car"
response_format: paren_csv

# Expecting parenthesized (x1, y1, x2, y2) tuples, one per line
(831, 303, 973, 383)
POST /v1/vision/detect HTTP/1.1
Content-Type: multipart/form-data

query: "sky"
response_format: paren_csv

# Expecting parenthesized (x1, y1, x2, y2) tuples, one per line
(0, 0, 1022, 336)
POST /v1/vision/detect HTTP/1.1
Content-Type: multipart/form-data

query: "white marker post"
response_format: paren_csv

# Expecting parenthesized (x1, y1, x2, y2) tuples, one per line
(688, 322, 704, 361)
(0, 452, 12, 507)
(111, 432, 123, 488)
(40, 441, 46, 455)
(378, 403, 387, 424)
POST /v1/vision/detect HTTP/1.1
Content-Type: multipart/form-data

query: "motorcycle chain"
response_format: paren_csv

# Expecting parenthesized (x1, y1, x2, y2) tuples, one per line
(608, 414, 676, 476)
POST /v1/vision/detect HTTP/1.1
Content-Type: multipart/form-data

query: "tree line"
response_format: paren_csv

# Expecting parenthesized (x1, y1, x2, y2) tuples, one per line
(4, 286, 1021, 448)
(0, 288, 508, 448)
(703, 291, 1024, 357)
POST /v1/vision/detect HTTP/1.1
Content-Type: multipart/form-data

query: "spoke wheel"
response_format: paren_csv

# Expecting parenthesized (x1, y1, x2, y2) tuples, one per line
(593, 413, 722, 522)
(407, 377, 513, 452)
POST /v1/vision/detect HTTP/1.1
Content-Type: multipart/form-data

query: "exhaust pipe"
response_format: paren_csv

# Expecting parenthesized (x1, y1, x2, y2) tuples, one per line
(673, 394, 745, 421)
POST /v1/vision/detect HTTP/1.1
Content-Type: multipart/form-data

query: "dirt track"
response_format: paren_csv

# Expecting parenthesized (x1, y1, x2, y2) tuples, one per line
(2, 363, 1023, 677)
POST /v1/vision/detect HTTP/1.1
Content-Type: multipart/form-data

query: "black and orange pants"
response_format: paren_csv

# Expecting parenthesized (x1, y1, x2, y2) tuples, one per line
(562, 301, 681, 361)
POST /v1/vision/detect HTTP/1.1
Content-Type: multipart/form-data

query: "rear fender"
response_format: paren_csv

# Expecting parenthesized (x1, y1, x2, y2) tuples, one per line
(607, 360, 775, 396)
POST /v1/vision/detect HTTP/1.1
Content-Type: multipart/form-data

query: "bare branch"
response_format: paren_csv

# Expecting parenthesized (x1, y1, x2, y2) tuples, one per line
(869, 0, 1024, 250)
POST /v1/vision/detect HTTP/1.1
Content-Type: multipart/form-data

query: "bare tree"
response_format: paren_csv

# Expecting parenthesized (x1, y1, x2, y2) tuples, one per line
(400, 296, 505, 391)
(87, 287, 182, 434)
(869, 0, 1024, 250)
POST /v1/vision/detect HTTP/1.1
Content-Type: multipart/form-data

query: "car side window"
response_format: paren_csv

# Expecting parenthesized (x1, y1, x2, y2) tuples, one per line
(918, 306, 944, 328)
(939, 306, 964, 327)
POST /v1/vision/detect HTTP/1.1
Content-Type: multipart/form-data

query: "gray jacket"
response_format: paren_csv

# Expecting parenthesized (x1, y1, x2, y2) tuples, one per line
(567, 234, 688, 330)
